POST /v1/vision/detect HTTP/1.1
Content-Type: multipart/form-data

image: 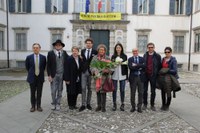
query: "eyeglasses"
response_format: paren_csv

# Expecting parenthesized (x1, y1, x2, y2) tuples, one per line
(165, 51, 171, 54)
(148, 47, 154, 49)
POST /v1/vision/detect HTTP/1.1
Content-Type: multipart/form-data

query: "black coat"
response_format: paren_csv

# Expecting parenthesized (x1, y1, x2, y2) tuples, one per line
(64, 55, 82, 94)
(25, 54, 46, 84)
(81, 48, 98, 73)
(47, 50, 68, 78)
(111, 54, 128, 79)
(143, 51, 161, 79)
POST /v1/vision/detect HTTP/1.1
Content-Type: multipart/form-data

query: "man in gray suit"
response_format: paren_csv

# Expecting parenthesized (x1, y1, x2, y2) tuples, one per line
(79, 38, 97, 112)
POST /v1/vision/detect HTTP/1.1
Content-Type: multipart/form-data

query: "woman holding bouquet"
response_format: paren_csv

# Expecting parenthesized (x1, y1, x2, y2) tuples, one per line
(111, 43, 128, 111)
(90, 44, 113, 112)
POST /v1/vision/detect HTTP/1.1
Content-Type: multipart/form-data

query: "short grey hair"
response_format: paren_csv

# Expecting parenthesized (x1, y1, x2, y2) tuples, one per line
(97, 44, 107, 52)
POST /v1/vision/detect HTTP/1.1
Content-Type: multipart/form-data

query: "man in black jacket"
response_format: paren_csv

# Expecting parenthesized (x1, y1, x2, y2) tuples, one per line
(47, 40, 69, 111)
(143, 42, 161, 111)
(79, 38, 97, 112)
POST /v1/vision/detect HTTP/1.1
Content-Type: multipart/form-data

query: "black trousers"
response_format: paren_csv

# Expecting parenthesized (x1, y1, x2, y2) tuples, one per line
(96, 92, 106, 109)
(143, 75, 156, 106)
(29, 75, 43, 108)
(130, 76, 144, 109)
(67, 93, 78, 107)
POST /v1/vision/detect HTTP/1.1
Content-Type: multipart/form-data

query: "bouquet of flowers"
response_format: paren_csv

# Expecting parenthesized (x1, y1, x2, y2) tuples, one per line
(115, 57, 128, 65)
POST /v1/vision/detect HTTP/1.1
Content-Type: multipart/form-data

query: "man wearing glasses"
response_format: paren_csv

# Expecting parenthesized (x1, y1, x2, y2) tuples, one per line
(143, 42, 161, 111)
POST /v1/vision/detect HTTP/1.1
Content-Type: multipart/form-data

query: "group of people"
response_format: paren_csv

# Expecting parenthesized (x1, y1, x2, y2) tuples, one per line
(25, 38, 179, 113)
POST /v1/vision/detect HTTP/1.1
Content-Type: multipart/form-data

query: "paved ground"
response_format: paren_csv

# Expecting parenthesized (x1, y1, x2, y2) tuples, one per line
(0, 71, 200, 133)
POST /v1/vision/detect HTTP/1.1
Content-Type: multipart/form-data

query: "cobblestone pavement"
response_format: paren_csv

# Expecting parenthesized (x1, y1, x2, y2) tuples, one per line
(38, 72, 200, 133)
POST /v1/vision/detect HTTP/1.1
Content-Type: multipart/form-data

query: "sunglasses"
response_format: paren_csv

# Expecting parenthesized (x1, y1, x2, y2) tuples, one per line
(148, 47, 154, 48)
(165, 51, 171, 53)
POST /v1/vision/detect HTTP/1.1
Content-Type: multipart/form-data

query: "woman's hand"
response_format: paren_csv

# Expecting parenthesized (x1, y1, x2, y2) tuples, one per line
(102, 69, 109, 73)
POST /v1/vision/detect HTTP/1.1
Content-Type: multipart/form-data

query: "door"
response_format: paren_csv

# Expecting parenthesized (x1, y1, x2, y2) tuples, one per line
(90, 30, 110, 55)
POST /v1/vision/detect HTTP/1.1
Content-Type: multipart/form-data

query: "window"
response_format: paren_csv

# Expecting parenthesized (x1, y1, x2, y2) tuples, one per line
(0, 0, 4, 9)
(138, 35, 148, 53)
(45, 0, 68, 13)
(195, 33, 200, 53)
(16, 33, 27, 50)
(114, 0, 125, 13)
(132, 0, 155, 15)
(52, 0, 63, 13)
(174, 36, 184, 53)
(175, 0, 185, 15)
(9, 0, 31, 13)
(195, 0, 200, 11)
(52, 33, 62, 44)
(94, 0, 106, 12)
(138, 0, 148, 14)
(0, 31, 4, 50)
(16, 0, 27, 13)
(75, 0, 85, 12)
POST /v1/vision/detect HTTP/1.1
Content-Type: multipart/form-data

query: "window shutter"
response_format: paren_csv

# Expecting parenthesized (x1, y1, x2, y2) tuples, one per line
(63, 0, 68, 13)
(169, 0, 175, 15)
(45, 0, 51, 13)
(149, 0, 155, 15)
(27, 0, 32, 13)
(9, 0, 15, 13)
(132, 0, 138, 14)
(185, 0, 192, 16)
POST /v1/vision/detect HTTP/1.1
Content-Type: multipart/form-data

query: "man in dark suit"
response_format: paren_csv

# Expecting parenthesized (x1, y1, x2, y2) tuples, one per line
(128, 48, 145, 113)
(25, 43, 46, 112)
(47, 39, 69, 111)
(79, 38, 98, 112)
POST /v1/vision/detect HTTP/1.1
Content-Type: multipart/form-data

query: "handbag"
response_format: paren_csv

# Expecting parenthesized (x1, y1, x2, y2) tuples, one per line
(95, 78, 102, 92)
(103, 77, 114, 92)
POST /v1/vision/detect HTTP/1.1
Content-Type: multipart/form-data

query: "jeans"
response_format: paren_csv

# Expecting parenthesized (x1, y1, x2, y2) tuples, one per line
(112, 80, 126, 104)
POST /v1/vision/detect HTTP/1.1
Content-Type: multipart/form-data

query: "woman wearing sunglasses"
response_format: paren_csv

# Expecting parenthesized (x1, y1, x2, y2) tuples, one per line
(159, 47, 179, 111)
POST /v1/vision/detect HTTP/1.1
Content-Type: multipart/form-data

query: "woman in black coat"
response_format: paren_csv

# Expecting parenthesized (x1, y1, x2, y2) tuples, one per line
(64, 46, 82, 110)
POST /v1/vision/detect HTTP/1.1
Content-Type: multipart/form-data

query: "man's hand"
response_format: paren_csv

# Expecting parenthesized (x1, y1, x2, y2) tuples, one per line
(65, 81, 70, 85)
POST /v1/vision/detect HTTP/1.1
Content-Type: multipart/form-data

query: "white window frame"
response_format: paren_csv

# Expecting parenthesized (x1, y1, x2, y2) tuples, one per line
(15, 31, 28, 51)
(136, 29, 151, 53)
(173, 35, 185, 53)
(138, 0, 149, 14)
(195, 0, 200, 11)
(49, 28, 65, 49)
(51, 0, 63, 13)
(114, 0, 126, 13)
(75, 0, 85, 13)
(15, 0, 27, 13)
(0, 0, 4, 10)
(175, 0, 185, 15)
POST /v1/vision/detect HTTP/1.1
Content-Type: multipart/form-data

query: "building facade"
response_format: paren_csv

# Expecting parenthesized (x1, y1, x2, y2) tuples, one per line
(0, 0, 200, 71)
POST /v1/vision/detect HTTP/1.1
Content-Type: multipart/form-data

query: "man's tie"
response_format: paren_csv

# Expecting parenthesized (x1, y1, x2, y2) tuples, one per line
(58, 52, 61, 58)
(35, 55, 39, 76)
(87, 49, 90, 60)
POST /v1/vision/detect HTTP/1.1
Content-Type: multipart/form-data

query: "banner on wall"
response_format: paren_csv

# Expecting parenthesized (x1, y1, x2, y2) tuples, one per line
(79, 12, 121, 21)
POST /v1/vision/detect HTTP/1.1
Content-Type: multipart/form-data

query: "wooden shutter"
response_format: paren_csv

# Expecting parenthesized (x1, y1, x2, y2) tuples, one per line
(27, 0, 32, 13)
(45, 0, 51, 13)
(185, 0, 192, 16)
(63, 0, 68, 13)
(132, 0, 138, 14)
(9, 0, 15, 13)
(169, 0, 175, 15)
(149, 0, 155, 15)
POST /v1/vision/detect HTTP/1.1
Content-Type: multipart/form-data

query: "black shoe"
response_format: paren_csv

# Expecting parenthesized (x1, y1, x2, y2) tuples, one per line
(30, 107, 35, 112)
(137, 108, 142, 113)
(120, 104, 125, 111)
(101, 108, 106, 112)
(112, 103, 117, 111)
(37, 107, 43, 112)
(95, 106, 101, 112)
(69, 106, 74, 110)
(79, 106, 86, 112)
(142, 105, 147, 110)
(130, 108, 135, 112)
(151, 106, 156, 111)
(160, 106, 165, 111)
(87, 104, 92, 110)
(73, 106, 78, 109)
(164, 106, 169, 111)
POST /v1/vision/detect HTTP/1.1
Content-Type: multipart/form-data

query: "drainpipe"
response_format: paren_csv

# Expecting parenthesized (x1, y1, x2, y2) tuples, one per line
(6, 0, 9, 68)
(188, 0, 193, 71)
